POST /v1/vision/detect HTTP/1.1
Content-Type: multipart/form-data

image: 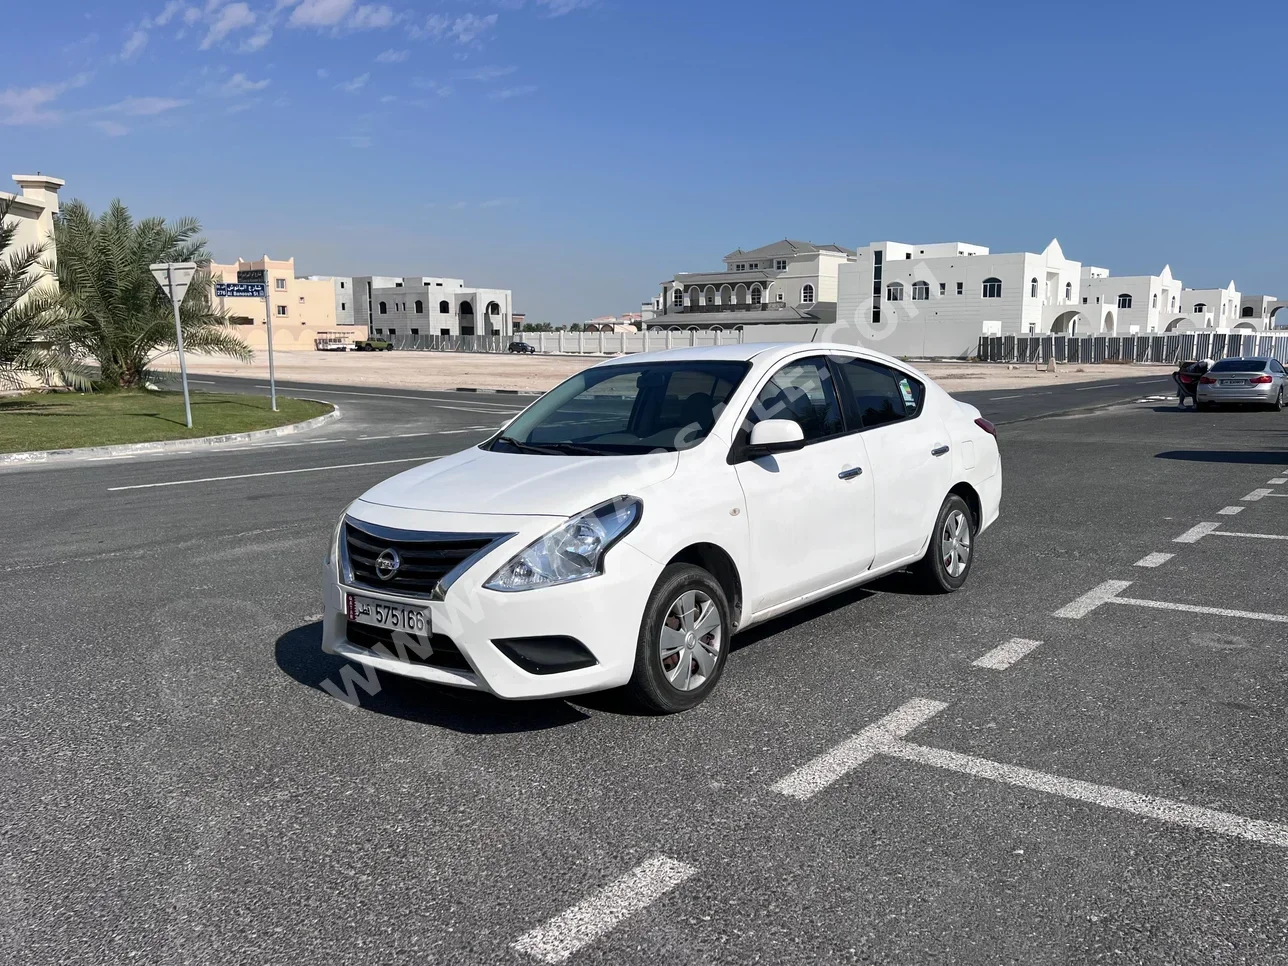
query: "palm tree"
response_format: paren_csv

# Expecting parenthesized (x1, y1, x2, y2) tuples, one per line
(54, 199, 250, 389)
(0, 197, 84, 389)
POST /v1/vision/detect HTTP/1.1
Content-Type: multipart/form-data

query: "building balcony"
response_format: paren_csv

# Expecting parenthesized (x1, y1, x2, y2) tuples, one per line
(667, 301, 791, 314)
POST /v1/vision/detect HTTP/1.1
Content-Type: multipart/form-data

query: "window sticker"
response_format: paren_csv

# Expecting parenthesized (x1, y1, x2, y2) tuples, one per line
(898, 378, 916, 406)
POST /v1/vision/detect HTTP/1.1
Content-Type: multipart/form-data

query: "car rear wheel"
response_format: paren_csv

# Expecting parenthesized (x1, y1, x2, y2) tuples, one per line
(913, 494, 975, 594)
(626, 563, 730, 713)
(1271, 388, 1284, 412)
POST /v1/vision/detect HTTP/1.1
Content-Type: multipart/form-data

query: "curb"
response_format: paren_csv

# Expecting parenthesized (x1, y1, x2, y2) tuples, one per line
(0, 401, 341, 466)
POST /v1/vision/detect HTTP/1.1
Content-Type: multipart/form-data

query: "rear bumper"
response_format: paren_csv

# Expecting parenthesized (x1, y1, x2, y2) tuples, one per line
(1196, 384, 1276, 404)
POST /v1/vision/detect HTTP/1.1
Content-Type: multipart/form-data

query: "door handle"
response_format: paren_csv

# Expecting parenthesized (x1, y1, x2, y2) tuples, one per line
(931, 444, 950, 457)
(838, 466, 863, 480)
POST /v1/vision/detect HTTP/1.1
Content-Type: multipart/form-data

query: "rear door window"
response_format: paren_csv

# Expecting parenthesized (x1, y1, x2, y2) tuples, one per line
(832, 357, 924, 429)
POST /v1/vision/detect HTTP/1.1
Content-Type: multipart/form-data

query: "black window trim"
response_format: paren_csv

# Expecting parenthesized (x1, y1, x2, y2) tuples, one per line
(829, 352, 926, 432)
(727, 354, 854, 464)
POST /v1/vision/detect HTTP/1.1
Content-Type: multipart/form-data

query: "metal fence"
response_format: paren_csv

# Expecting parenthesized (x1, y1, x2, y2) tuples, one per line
(385, 329, 747, 355)
(978, 332, 1288, 366)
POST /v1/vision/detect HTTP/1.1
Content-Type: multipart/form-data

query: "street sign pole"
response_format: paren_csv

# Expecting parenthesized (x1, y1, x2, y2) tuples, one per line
(167, 263, 193, 429)
(264, 277, 277, 411)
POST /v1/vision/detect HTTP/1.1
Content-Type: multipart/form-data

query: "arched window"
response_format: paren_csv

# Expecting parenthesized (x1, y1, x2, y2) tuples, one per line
(378, 301, 387, 314)
(438, 300, 450, 314)
(911, 280, 930, 300)
(750, 285, 762, 305)
(801, 284, 815, 303)
(981, 277, 1002, 298)
(672, 289, 683, 307)
(886, 281, 904, 301)
(1193, 302, 1206, 313)
(704, 286, 716, 306)
(414, 300, 424, 314)
(486, 301, 501, 315)
(1065, 282, 1072, 302)
(687, 287, 700, 307)
(1241, 305, 1254, 317)
(1117, 293, 1132, 309)
(1030, 277, 1038, 298)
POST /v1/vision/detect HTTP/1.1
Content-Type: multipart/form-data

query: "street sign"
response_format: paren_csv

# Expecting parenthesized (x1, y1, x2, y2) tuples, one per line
(215, 282, 267, 299)
(150, 262, 198, 304)
(237, 269, 267, 284)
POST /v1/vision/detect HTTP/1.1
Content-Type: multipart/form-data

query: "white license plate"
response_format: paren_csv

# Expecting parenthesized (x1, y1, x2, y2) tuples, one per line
(1219, 379, 1245, 386)
(346, 593, 431, 634)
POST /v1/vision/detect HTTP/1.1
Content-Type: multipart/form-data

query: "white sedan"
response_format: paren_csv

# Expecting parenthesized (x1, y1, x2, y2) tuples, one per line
(321, 343, 1001, 712)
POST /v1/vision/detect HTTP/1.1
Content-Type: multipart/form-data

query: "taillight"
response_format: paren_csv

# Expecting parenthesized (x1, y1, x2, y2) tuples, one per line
(975, 417, 997, 437)
(1250, 374, 1273, 384)
(1199, 375, 1216, 384)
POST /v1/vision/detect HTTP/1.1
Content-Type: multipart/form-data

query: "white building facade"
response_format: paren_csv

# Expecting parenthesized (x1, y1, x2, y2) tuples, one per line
(650, 240, 853, 330)
(353, 275, 514, 338)
(1, 174, 64, 295)
(1178, 282, 1241, 332)
(1077, 264, 1186, 334)
(305, 275, 355, 326)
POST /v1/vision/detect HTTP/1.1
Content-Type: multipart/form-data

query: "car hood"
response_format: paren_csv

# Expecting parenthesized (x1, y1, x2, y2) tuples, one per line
(357, 446, 680, 517)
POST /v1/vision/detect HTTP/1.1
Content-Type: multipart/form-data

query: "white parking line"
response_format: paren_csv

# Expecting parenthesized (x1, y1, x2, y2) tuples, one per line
(1174, 522, 1220, 543)
(1269, 478, 1287, 485)
(774, 699, 1288, 849)
(972, 637, 1043, 670)
(1211, 530, 1288, 541)
(770, 698, 948, 800)
(1134, 552, 1174, 568)
(1243, 489, 1274, 501)
(1113, 596, 1288, 623)
(188, 379, 216, 384)
(107, 455, 438, 491)
(251, 385, 527, 410)
(1218, 506, 1244, 515)
(511, 856, 697, 964)
(988, 393, 1024, 400)
(1052, 580, 1132, 618)
(1076, 383, 1120, 391)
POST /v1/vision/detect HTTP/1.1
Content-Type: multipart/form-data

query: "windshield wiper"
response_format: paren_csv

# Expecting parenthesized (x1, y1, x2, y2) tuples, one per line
(492, 435, 599, 456)
(493, 434, 558, 454)
(533, 441, 605, 455)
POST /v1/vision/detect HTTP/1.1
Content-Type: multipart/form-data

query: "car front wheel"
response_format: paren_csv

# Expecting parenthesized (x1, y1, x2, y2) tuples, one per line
(627, 563, 730, 713)
(913, 494, 975, 593)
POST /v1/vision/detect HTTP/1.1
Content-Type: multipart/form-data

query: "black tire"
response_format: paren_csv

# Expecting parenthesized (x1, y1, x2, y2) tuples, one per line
(626, 563, 731, 714)
(1271, 388, 1283, 412)
(912, 494, 976, 594)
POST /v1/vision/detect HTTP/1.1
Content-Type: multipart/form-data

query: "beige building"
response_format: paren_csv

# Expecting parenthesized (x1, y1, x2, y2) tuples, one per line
(206, 256, 364, 350)
(2, 173, 65, 296)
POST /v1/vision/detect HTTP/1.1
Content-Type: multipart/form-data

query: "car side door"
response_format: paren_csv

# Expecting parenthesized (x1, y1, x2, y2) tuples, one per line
(731, 355, 876, 613)
(831, 356, 953, 569)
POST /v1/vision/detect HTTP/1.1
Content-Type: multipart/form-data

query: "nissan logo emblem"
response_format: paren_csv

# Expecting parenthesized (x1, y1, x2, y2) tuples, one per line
(374, 548, 401, 581)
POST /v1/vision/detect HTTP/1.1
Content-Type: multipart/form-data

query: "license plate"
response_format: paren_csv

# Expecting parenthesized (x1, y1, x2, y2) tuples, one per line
(346, 593, 431, 635)
(1219, 379, 1245, 386)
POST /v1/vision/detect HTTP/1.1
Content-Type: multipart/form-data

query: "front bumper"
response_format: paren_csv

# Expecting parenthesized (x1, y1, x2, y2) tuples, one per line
(321, 505, 662, 700)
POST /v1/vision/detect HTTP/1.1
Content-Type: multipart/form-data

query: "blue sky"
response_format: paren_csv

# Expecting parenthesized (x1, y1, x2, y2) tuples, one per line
(3, 0, 1284, 323)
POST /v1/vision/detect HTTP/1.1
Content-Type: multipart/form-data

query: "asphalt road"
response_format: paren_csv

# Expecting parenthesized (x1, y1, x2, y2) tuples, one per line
(4, 372, 1287, 965)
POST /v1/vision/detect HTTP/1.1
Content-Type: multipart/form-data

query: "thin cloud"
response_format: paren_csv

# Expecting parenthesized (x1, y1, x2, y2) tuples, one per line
(120, 29, 149, 61)
(218, 73, 271, 96)
(0, 74, 92, 126)
(411, 78, 453, 97)
(489, 85, 536, 100)
(350, 4, 395, 29)
(152, 1, 189, 27)
(108, 96, 190, 116)
(336, 73, 370, 93)
(289, 0, 353, 27)
(451, 13, 498, 44)
(480, 198, 516, 208)
(342, 134, 372, 148)
(93, 120, 130, 137)
(537, 0, 597, 14)
(200, 1, 256, 49)
(239, 27, 273, 52)
(375, 48, 408, 63)
(458, 65, 516, 81)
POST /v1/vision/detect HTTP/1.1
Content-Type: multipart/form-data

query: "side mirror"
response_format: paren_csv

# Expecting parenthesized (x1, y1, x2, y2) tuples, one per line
(745, 419, 805, 458)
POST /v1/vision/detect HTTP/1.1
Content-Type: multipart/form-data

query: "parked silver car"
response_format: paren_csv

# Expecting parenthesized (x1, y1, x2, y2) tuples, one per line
(1196, 357, 1286, 411)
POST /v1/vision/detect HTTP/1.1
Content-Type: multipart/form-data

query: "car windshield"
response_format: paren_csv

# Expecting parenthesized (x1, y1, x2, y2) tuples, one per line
(487, 360, 750, 455)
(1209, 359, 1268, 373)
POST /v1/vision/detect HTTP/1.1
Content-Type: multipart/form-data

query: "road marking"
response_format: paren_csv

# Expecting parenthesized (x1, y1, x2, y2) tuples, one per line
(357, 435, 393, 440)
(1243, 489, 1274, 501)
(770, 698, 948, 800)
(882, 736, 1288, 849)
(251, 384, 528, 409)
(1174, 522, 1220, 543)
(397, 432, 429, 438)
(1134, 552, 1174, 568)
(1076, 383, 1120, 391)
(1113, 596, 1288, 624)
(988, 393, 1025, 400)
(1211, 530, 1288, 541)
(1269, 478, 1287, 485)
(1218, 506, 1244, 515)
(972, 637, 1043, 670)
(188, 379, 216, 384)
(1052, 579, 1132, 618)
(108, 455, 438, 491)
(1267, 494, 1288, 499)
(511, 856, 697, 964)
(87, 454, 140, 461)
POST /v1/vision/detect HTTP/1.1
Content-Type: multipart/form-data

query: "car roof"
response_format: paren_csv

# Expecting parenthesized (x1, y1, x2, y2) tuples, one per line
(590, 341, 902, 368)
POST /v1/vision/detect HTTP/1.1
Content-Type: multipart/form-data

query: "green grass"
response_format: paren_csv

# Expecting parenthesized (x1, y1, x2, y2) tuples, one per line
(0, 390, 333, 454)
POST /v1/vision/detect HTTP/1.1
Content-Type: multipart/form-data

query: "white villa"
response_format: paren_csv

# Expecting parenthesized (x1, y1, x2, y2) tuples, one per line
(1, 173, 64, 293)
(351, 276, 514, 338)
(647, 240, 854, 330)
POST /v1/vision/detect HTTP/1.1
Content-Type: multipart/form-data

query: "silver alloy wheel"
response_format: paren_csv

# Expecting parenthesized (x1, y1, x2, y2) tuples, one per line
(659, 589, 722, 692)
(941, 508, 972, 578)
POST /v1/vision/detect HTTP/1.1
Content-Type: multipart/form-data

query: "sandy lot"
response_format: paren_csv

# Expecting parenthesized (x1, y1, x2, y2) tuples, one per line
(177, 350, 1175, 393)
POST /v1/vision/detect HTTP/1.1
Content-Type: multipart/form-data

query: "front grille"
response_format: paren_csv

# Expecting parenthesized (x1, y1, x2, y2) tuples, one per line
(344, 522, 502, 597)
(346, 621, 472, 671)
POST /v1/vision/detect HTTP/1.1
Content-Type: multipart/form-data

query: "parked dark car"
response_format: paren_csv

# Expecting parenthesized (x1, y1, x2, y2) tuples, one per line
(508, 341, 537, 354)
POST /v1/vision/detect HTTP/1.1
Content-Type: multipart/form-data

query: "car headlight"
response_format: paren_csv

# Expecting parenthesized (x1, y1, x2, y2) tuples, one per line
(484, 497, 642, 592)
(326, 512, 346, 569)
